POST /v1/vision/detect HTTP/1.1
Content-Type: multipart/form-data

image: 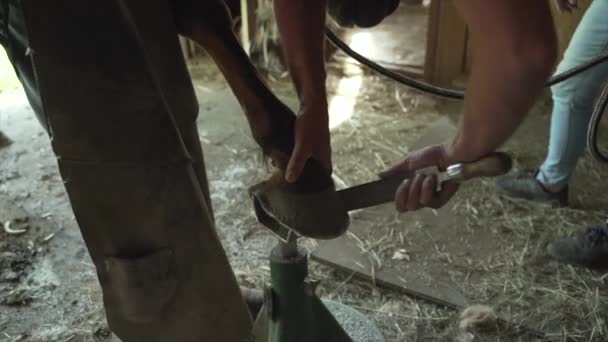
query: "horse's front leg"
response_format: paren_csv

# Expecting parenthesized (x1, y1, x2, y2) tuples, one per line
(174, 0, 332, 192)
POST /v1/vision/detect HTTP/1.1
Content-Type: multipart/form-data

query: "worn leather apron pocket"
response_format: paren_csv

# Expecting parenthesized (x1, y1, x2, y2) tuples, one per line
(105, 248, 177, 323)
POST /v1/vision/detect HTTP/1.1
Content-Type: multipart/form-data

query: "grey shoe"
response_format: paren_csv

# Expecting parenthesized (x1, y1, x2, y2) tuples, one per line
(547, 224, 608, 270)
(495, 172, 569, 207)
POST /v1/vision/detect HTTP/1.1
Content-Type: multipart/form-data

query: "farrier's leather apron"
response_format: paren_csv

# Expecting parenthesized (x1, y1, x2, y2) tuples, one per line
(14, 1, 253, 340)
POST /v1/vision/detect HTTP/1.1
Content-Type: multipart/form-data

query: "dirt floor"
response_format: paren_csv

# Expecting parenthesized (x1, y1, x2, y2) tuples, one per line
(2, 49, 608, 342)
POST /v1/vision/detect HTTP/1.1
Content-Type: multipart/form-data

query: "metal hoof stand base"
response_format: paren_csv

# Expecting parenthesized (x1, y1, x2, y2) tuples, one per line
(252, 238, 385, 342)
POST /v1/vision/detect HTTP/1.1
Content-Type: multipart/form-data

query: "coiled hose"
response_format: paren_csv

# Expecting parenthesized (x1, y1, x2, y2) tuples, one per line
(587, 81, 608, 162)
(325, 29, 608, 162)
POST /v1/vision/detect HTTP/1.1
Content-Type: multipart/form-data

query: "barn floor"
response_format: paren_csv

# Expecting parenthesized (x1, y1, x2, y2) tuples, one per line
(2, 52, 608, 342)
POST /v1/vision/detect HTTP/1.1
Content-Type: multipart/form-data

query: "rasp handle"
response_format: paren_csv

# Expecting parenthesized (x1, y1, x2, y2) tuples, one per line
(446, 152, 512, 181)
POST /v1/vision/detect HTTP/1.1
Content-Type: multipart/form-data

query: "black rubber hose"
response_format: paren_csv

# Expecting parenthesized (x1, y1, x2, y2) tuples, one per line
(325, 28, 608, 98)
(547, 54, 608, 86)
(587, 81, 608, 163)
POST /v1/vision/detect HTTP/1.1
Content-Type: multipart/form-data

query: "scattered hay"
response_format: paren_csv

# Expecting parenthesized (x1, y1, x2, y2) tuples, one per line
(451, 169, 608, 340)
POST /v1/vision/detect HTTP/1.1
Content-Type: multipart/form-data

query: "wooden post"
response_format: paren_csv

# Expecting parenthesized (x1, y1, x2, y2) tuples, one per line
(424, 0, 467, 86)
(240, 0, 258, 55)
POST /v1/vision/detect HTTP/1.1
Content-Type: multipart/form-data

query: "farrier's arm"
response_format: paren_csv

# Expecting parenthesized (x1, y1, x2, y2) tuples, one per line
(381, 0, 558, 212)
(447, 0, 557, 162)
(274, 0, 331, 183)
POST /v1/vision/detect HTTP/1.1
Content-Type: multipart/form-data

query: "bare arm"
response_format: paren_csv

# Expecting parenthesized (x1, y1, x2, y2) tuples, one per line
(382, 0, 558, 212)
(274, 0, 332, 182)
(448, 0, 557, 162)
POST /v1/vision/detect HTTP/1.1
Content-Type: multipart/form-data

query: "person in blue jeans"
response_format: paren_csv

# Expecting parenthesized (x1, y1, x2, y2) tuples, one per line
(497, 0, 608, 270)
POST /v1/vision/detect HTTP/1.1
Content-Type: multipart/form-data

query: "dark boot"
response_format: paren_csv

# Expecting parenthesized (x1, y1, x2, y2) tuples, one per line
(547, 224, 608, 270)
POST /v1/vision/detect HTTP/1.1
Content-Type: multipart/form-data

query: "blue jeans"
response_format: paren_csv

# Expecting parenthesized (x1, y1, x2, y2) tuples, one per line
(537, 0, 608, 187)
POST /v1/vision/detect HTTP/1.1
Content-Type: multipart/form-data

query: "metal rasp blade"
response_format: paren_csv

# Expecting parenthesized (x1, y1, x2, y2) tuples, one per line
(337, 166, 454, 211)
(337, 176, 406, 211)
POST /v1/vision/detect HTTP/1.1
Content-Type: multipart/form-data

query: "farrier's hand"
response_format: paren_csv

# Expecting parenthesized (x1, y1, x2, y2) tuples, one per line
(553, 0, 578, 13)
(285, 105, 332, 182)
(379, 145, 460, 212)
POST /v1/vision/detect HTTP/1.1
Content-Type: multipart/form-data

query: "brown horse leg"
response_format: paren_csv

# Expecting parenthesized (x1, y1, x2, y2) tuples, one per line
(174, 0, 333, 192)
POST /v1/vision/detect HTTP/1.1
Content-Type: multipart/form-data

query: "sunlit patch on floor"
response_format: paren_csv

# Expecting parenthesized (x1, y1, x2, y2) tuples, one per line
(328, 32, 371, 129)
